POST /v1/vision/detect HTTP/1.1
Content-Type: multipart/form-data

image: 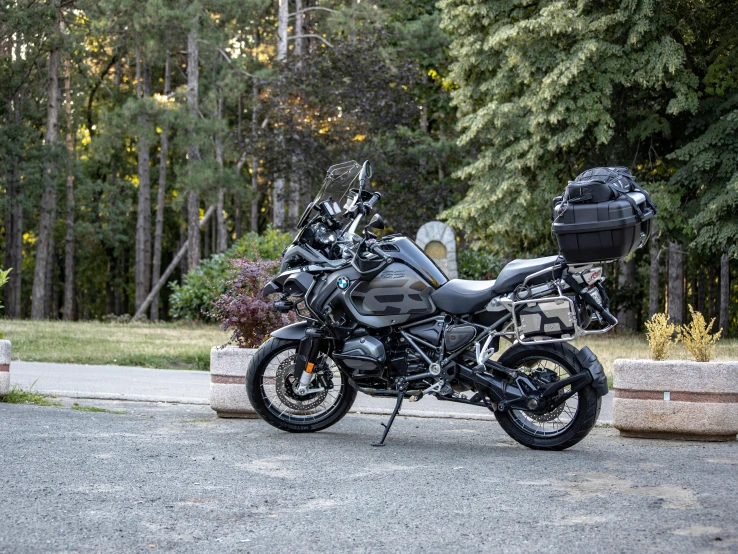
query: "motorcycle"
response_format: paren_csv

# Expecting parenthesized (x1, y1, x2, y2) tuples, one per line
(247, 160, 627, 450)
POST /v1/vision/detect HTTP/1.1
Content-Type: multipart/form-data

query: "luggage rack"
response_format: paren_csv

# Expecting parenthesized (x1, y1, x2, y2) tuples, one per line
(499, 294, 616, 345)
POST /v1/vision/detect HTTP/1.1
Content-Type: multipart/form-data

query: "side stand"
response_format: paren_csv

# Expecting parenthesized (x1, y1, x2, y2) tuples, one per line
(372, 382, 407, 447)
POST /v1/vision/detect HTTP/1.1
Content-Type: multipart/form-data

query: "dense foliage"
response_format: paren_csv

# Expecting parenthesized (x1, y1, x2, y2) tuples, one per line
(0, 0, 461, 321)
(0, 0, 735, 335)
(439, 0, 737, 334)
(209, 258, 297, 348)
(169, 228, 291, 321)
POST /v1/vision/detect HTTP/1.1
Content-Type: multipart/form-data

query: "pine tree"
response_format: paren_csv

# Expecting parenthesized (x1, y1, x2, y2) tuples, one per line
(438, 0, 699, 255)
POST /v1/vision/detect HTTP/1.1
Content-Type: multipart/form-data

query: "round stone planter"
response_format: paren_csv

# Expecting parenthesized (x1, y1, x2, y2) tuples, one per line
(613, 359, 738, 441)
(0, 340, 10, 398)
(209, 346, 258, 418)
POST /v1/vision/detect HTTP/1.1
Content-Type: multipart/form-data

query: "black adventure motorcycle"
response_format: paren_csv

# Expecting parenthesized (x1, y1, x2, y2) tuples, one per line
(247, 160, 655, 449)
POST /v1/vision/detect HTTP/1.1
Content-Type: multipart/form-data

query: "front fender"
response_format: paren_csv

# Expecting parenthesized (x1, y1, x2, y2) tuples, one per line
(270, 321, 309, 341)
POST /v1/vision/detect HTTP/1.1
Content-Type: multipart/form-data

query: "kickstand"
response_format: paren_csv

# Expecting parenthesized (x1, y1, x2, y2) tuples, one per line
(372, 383, 406, 447)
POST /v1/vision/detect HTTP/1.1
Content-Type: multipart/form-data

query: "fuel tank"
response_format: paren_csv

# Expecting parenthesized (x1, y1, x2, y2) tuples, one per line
(377, 237, 448, 288)
(306, 236, 446, 330)
(348, 262, 436, 327)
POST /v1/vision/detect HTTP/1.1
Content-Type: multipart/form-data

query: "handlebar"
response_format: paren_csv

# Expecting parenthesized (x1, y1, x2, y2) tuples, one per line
(365, 192, 382, 209)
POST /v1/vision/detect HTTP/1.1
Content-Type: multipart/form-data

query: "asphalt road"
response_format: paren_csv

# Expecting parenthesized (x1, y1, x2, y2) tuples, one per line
(1, 399, 736, 554)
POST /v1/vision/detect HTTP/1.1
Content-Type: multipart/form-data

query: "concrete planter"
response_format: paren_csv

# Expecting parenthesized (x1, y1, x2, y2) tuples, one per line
(613, 359, 738, 441)
(209, 346, 258, 418)
(0, 340, 9, 397)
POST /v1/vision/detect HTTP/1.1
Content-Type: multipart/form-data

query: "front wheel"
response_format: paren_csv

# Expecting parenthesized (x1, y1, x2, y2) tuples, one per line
(494, 342, 601, 451)
(246, 337, 356, 433)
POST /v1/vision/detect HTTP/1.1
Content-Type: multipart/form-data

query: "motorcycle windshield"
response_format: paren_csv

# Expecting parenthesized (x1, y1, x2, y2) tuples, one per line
(296, 160, 363, 229)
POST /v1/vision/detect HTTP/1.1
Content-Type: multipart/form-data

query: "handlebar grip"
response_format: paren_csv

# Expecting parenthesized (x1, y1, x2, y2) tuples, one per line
(365, 192, 382, 208)
(369, 242, 390, 260)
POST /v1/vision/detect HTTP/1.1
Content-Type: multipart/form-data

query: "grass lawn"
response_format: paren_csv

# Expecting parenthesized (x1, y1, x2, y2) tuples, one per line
(1, 320, 229, 370)
(572, 334, 738, 381)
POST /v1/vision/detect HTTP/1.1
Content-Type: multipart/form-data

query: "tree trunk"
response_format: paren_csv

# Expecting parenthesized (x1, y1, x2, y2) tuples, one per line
(63, 54, 75, 320)
(45, 207, 57, 318)
(179, 222, 188, 276)
(617, 257, 636, 331)
(215, 97, 228, 253)
(287, 0, 305, 229)
(295, 0, 304, 67)
(349, 0, 358, 43)
(273, 178, 286, 229)
(4, 36, 23, 318)
(203, 216, 211, 258)
(250, 77, 260, 233)
(648, 225, 660, 318)
(277, 0, 288, 61)
(667, 241, 684, 325)
(709, 265, 719, 321)
(150, 56, 170, 322)
(697, 267, 707, 316)
(31, 9, 61, 320)
(272, 0, 288, 230)
(438, 122, 446, 183)
(288, 165, 301, 228)
(187, 14, 201, 270)
(234, 191, 242, 239)
(720, 252, 730, 338)
(134, 49, 152, 312)
(132, 206, 215, 321)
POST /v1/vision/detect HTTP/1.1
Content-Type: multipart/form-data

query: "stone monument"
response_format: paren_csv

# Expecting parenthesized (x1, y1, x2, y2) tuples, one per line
(415, 221, 458, 279)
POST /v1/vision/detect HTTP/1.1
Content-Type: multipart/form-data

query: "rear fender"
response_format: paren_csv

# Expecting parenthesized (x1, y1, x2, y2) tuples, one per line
(575, 346, 609, 397)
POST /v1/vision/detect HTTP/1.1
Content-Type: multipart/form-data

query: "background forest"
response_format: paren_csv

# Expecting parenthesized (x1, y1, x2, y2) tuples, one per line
(0, 0, 736, 336)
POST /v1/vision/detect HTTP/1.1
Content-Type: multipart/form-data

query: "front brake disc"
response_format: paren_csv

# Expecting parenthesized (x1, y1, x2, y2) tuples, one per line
(275, 356, 328, 411)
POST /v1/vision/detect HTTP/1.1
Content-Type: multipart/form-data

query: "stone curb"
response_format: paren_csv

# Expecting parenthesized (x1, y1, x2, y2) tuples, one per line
(612, 359, 738, 441)
(210, 346, 257, 417)
(0, 340, 10, 398)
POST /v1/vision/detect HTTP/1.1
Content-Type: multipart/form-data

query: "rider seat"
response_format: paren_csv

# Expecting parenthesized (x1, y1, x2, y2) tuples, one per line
(431, 255, 562, 315)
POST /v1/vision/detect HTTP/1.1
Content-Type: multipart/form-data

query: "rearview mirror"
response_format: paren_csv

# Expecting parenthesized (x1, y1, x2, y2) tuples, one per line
(359, 160, 372, 190)
(368, 213, 385, 230)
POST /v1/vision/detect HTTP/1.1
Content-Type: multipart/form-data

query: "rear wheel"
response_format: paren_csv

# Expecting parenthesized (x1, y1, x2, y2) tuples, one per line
(246, 337, 356, 433)
(494, 342, 601, 450)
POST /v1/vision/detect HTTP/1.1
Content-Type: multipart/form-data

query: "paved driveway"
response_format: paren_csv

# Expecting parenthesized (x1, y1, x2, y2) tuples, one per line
(1, 400, 735, 553)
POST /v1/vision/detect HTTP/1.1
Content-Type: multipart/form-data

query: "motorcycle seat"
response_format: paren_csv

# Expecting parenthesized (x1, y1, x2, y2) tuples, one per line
(431, 279, 497, 314)
(492, 255, 562, 293)
(431, 255, 562, 315)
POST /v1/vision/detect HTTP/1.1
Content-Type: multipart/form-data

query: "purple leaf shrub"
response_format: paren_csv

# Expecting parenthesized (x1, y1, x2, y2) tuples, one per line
(210, 258, 297, 348)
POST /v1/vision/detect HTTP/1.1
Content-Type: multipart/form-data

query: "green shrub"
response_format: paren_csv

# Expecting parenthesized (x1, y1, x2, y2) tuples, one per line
(169, 228, 292, 322)
(457, 248, 504, 280)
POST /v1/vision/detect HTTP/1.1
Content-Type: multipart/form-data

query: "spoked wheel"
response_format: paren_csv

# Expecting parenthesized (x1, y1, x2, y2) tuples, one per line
(494, 342, 601, 451)
(246, 337, 356, 433)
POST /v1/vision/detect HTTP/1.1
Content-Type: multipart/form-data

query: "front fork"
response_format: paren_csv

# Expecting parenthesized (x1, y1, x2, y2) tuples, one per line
(293, 336, 327, 395)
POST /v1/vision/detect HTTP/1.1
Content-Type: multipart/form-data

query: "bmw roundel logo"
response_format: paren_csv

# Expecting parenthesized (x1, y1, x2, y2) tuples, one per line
(337, 276, 350, 290)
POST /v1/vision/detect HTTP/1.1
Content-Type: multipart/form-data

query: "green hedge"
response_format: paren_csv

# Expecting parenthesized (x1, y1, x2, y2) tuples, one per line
(169, 228, 293, 322)
(457, 248, 505, 281)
